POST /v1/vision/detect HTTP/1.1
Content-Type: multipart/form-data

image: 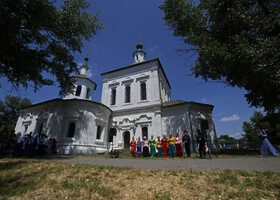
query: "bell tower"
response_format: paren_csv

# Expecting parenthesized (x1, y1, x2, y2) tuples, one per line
(64, 55, 97, 100)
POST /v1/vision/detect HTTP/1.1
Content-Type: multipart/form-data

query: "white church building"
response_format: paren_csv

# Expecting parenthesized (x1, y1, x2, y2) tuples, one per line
(15, 41, 219, 154)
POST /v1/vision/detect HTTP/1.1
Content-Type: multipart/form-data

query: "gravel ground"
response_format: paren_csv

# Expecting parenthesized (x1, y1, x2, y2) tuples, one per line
(46, 156, 280, 172)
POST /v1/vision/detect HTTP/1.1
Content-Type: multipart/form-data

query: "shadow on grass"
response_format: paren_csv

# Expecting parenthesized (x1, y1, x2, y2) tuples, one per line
(0, 164, 44, 198)
(0, 160, 29, 171)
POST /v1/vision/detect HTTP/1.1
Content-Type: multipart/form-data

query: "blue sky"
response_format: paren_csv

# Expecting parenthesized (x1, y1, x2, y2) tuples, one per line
(0, 0, 262, 139)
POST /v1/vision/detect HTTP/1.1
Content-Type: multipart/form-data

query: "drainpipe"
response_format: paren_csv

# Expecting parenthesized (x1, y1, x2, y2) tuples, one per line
(188, 101, 196, 152)
(107, 112, 112, 153)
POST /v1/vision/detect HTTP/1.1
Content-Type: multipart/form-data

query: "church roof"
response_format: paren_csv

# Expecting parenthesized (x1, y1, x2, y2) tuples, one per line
(162, 100, 214, 109)
(18, 98, 111, 111)
(101, 58, 172, 89)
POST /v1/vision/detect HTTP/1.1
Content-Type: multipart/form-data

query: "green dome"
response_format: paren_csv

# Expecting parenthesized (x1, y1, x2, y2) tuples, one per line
(136, 42, 143, 50)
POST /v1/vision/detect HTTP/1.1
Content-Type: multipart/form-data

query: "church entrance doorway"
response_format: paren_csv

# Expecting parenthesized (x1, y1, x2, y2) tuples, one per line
(124, 131, 130, 149)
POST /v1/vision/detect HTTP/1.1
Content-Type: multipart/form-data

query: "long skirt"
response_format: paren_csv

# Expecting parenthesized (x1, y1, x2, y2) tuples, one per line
(136, 146, 142, 156)
(162, 143, 168, 157)
(142, 146, 150, 157)
(175, 144, 183, 157)
(168, 144, 176, 158)
(131, 146, 136, 156)
(260, 138, 280, 156)
(150, 145, 156, 158)
(157, 147, 163, 157)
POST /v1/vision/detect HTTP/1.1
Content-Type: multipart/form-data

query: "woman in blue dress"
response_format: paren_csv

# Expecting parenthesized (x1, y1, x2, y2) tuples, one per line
(258, 127, 280, 156)
(136, 137, 142, 157)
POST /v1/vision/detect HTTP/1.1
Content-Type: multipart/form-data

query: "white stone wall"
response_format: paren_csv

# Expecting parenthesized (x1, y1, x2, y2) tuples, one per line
(161, 103, 219, 152)
(158, 68, 171, 102)
(15, 99, 111, 154)
(101, 60, 167, 111)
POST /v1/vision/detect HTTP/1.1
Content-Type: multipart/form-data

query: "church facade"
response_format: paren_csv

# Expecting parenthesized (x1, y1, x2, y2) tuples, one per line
(15, 41, 219, 154)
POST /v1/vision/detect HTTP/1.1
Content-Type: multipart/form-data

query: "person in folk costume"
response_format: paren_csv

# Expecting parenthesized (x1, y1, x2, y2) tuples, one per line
(196, 129, 206, 158)
(29, 133, 39, 156)
(258, 127, 280, 156)
(51, 138, 58, 154)
(161, 135, 168, 158)
(149, 135, 156, 158)
(136, 137, 142, 157)
(168, 133, 176, 158)
(38, 134, 45, 156)
(182, 130, 191, 157)
(130, 136, 136, 157)
(25, 132, 33, 156)
(13, 132, 24, 157)
(175, 133, 183, 157)
(156, 136, 163, 157)
(142, 136, 150, 157)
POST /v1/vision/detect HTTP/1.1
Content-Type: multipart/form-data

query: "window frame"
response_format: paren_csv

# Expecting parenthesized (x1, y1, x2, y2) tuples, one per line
(124, 85, 131, 103)
(140, 82, 147, 100)
(111, 88, 116, 105)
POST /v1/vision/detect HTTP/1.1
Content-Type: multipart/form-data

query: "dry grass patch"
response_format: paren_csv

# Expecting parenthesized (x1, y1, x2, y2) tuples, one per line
(0, 158, 279, 200)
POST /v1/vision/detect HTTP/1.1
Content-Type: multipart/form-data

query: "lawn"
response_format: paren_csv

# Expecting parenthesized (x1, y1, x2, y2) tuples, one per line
(0, 158, 279, 199)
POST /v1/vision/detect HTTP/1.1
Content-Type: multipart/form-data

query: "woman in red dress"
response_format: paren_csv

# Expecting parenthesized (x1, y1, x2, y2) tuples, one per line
(130, 137, 136, 157)
(175, 133, 183, 157)
(161, 135, 168, 158)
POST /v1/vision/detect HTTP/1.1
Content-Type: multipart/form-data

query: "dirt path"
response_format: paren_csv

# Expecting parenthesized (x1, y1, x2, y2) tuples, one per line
(47, 156, 280, 172)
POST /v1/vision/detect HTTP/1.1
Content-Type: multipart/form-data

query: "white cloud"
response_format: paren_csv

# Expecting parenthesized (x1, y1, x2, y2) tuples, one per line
(230, 132, 243, 139)
(219, 114, 240, 122)
(148, 45, 158, 52)
(87, 69, 93, 78)
(201, 98, 206, 101)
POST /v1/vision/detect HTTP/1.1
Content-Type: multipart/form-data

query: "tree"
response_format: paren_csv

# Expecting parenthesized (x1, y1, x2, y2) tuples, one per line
(242, 111, 280, 148)
(0, 95, 32, 138)
(219, 135, 235, 141)
(160, 0, 280, 112)
(242, 111, 263, 148)
(0, 0, 103, 96)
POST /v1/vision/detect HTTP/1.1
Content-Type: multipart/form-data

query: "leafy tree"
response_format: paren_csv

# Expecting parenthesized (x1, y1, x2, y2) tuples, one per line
(160, 0, 280, 112)
(219, 135, 235, 141)
(242, 111, 280, 148)
(0, 0, 103, 96)
(0, 95, 32, 138)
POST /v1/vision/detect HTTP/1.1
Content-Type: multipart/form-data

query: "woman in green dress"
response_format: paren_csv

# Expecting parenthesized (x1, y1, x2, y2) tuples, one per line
(149, 135, 156, 158)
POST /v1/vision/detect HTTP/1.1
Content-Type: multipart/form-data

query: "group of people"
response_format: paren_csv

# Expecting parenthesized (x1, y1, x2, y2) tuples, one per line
(130, 130, 193, 158)
(2, 131, 58, 157)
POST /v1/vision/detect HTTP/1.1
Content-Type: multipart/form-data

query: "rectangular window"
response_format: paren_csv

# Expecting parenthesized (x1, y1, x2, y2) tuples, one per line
(111, 88, 116, 105)
(75, 85, 82, 96)
(140, 82, 147, 100)
(142, 127, 148, 139)
(96, 125, 103, 140)
(125, 85, 131, 103)
(67, 122, 76, 138)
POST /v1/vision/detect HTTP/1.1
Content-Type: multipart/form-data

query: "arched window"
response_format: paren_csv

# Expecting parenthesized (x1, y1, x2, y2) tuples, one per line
(111, 88, 116, 105)
(75, 85, 82, 96)
(140, 82, 147, 100)
(86, 88, 91, 99)
(125, 85, 130, 103)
